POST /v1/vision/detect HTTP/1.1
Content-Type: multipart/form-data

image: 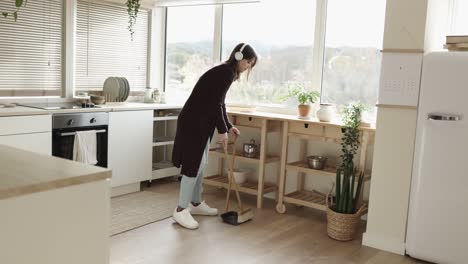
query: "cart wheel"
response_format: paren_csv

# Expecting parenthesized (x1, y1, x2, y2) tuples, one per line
(276, 203, 286, 214)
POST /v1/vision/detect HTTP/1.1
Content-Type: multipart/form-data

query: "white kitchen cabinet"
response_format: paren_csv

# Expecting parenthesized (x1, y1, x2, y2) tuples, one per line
(0, 115, 51, 155)
(108, 110, 153, 192)
(0, 132, 51, 155)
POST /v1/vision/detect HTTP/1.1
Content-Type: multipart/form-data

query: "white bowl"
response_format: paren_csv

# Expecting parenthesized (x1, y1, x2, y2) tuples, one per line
(227, 169, 248, 184)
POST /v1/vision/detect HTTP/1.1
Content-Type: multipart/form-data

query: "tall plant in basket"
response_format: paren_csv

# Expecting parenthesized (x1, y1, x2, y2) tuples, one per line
(326, 102, 367, 241)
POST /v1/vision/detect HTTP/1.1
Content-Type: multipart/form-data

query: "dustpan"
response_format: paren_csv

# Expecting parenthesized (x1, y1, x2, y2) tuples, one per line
(220, 135, 254, 225)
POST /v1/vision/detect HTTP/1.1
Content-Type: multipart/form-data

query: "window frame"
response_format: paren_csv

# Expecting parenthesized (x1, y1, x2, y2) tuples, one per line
(158, 0, 386, 114)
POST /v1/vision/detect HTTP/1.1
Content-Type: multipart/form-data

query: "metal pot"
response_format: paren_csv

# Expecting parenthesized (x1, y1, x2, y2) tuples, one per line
(307, 155, 328, 170)
(243, 139, 258, 158)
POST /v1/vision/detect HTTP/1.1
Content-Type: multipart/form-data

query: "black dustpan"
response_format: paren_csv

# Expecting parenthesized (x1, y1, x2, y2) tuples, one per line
(221, 210, 254, 225)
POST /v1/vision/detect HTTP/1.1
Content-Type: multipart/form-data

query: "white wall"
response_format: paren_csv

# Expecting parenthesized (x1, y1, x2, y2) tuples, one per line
(424, 0, 453, 52)
(363, 107, 417, 254)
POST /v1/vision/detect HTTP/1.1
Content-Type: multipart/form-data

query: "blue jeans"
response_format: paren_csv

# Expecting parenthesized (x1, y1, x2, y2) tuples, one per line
(178, 139, 210, 208)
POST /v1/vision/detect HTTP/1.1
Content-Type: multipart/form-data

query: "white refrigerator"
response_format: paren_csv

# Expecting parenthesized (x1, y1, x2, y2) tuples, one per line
(406, 51, 468, 264)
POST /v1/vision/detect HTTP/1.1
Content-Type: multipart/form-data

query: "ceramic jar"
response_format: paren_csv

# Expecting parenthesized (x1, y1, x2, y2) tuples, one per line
(316, 103, 335, 122)
(144, 87, 154, 103)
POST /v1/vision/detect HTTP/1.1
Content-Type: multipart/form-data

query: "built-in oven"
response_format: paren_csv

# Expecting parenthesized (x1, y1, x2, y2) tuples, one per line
(52, 112, 108, 168)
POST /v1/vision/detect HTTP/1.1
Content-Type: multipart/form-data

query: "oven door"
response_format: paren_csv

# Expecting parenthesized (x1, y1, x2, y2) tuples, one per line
(52, 125, 108, 168)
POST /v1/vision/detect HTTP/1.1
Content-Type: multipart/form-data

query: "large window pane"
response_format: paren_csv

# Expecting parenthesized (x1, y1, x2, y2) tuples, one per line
(321, 0, 386, 109)
(165, 6, 215, 104)
(222, 0, 317, 106)
(0, 0, 63, 97)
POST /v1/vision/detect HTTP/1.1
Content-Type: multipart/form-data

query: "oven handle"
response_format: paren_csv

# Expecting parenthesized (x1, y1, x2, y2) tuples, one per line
(59, 129, 107, 137)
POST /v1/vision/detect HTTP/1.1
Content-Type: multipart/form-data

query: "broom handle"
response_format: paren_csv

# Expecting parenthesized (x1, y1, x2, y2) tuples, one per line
(223, 135, 244, 212)
(229, 136, 244, 212)
(223, 141, 233, 212)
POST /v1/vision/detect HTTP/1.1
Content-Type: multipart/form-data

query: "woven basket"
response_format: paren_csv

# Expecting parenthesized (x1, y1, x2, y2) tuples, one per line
(325, 196, 368, 241)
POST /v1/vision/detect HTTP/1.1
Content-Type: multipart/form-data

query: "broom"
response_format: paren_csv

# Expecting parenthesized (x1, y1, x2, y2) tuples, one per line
(220, 135, 254, 225)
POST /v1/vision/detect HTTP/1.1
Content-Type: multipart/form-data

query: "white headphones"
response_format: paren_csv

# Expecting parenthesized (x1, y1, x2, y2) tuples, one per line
(234, 43, 248, 61)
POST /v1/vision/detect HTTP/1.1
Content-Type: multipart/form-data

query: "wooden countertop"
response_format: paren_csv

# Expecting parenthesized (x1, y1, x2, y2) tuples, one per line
(226, 110, 376, 131)
(0, 145, 111, 200)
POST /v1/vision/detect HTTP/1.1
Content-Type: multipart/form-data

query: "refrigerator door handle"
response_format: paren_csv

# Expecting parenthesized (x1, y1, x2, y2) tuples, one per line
(427, 114, 461, 121)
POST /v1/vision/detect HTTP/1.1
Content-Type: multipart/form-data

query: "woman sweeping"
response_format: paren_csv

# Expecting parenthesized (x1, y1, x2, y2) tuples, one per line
(172, 43, 258, 229)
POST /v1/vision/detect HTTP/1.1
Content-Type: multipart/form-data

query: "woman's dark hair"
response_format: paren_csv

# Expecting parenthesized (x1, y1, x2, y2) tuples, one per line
(225, 43, 258, 80)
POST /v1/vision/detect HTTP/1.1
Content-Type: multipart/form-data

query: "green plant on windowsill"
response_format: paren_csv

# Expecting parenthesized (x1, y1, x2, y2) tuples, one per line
(281, 85, 320, 118)
(1, 0, 27, 21)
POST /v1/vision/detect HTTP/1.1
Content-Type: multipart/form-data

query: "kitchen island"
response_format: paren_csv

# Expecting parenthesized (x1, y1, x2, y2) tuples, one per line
(0, 144, 112, 264)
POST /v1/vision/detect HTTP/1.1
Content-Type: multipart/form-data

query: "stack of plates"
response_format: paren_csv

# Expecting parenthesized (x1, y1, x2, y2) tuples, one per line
(103, 77, 130, 102)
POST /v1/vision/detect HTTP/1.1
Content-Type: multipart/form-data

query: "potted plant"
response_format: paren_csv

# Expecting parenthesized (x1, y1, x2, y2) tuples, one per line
(326, 102, 367, 241)
(1, 0, 27, 20)
(282, 85, 320, 119)
(126, 0, 141, 40)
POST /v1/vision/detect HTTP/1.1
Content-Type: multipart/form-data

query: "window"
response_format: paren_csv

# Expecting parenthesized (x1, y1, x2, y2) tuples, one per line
(321, 0, 386, 108)
(160, 0, 386, 110)
(75, 1, 148, 94)
(164, 5, 215, 104)
(0, 0, 63, 97)
(222, 0, 317, 106)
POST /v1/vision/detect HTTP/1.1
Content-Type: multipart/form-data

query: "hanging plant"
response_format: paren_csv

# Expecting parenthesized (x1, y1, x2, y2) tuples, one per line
(126, 0, 140, 41)
(1, 0, 28, 21)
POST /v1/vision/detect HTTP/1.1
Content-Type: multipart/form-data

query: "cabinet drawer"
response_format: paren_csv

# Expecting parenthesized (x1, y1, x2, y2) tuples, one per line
(289, 121, 344, 140)
(0, 132, 51, 155)
(288, 121, 323, 136)
(234, 116, 262, 128)
(324, 126, 342, 139)
(0, 115, 51, 136)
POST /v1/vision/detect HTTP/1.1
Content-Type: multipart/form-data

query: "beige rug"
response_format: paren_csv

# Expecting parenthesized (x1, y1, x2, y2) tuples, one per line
(111, 185, 178, 236)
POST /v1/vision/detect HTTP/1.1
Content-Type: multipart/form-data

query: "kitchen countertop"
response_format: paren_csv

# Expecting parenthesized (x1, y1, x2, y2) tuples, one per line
(0, 102, 184, 117)
(0, 103, 374, 130)
(0, 145, 111, 200)
(227, 110, 376, 131)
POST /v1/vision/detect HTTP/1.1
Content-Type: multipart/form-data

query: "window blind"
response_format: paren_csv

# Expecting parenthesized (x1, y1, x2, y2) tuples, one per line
(75, 0, 148, 93)
(0, 0, 63, 97)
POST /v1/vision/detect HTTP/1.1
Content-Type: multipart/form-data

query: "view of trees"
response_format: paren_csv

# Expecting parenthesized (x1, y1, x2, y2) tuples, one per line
(165, 41, 381, 109)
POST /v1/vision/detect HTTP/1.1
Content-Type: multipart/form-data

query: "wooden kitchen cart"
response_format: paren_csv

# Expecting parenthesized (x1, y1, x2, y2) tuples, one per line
(203, 112, 282, 208)
(275, 118, 375, 214)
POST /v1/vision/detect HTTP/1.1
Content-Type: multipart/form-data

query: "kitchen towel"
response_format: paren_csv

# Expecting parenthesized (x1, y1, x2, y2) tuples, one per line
(73, 130, 98, 165)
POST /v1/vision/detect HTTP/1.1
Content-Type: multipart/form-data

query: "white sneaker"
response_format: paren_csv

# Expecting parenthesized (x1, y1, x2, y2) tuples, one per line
(189, 201, 218, 216)
(172, 208, 199, 229)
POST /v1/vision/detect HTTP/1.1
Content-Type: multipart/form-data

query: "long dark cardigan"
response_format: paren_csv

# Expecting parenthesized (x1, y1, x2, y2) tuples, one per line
(172, 63, 234, 177)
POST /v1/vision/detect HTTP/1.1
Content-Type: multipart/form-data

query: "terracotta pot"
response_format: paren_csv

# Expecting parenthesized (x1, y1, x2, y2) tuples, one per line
(297, 104, 311, 118)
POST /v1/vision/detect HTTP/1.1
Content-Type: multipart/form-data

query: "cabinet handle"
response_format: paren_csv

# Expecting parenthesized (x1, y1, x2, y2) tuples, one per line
(304, 123, 309, 128)
(427, 114, 461, 121)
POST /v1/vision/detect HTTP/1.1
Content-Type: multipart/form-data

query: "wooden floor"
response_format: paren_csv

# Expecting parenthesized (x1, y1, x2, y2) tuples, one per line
(110, 179, 426, 264)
